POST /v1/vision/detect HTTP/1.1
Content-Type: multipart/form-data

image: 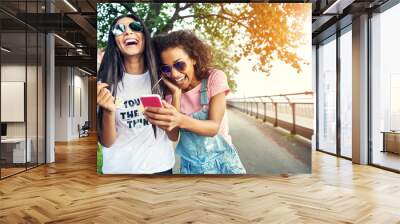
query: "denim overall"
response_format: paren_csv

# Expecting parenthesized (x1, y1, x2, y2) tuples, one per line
(176, 78, 246, 174)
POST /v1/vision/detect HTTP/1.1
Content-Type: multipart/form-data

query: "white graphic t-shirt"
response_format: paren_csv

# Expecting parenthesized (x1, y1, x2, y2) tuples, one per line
(102, 71, 175, 174)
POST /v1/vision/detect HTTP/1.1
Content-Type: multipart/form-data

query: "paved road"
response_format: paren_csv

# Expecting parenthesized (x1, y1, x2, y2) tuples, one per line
(228, 108, 311, 174)
(173, 108, 311, 174)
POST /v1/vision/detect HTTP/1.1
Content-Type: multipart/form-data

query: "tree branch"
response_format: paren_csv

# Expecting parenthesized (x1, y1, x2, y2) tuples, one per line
(150, 3, 162, 16)
(158, 3, 183, 34)
(218, 3, 240, 19)
(178, 14, 249, 30)
(146, 3, 162, 26)
(120, 3, 134, 14)
(171, 3, 181, 21)
(178, 3, 194, 12)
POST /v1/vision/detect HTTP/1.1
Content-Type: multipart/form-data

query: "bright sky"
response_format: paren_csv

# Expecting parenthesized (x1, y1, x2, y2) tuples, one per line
(226, 5, 312, 98)
(229, 41, 312, 98)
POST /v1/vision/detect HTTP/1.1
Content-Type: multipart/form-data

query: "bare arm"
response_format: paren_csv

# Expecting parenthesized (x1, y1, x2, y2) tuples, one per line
(158, 77, 181, 141)
(100, 110, 117, 147)
(144, 92, 226, 137)
(178, 92, 225, 137)
(164, 92, 181, 141)
(97, 83, 117, 147)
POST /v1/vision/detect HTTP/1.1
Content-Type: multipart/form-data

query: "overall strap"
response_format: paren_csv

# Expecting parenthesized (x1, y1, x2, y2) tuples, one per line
(200, 78, 209, 106)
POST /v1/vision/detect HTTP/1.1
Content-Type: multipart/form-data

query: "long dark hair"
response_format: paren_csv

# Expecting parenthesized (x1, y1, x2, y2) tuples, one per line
(97, 14, 161, 142)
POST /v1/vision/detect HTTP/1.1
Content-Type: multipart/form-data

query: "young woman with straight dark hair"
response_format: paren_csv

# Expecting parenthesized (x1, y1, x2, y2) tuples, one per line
(97, 14, 175, 174)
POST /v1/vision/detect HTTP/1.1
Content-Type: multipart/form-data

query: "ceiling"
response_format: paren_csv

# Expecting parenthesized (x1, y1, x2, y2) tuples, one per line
(311, 0, 390, 43)
(0, 0, 394, 73)
(0, 0, 96, 73)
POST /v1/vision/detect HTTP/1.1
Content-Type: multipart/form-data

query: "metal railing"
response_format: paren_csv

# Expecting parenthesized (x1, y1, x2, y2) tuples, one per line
(227, 92, 314, 140)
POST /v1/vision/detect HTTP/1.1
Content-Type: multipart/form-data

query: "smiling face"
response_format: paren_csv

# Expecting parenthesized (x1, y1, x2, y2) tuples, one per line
(114, 17, 145, 58)
(160, 47, 199, 91)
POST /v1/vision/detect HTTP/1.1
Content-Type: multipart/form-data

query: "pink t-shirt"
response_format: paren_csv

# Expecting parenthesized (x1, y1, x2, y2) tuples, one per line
(165, 69, 232, 144)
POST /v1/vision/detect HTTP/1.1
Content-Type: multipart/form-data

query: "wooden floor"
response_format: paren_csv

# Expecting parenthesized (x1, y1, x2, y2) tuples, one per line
(373, 151, 400, 171)
(1, 135, 400, 223)
(1, 167, 26, 178)
(1, 163, 45, 178)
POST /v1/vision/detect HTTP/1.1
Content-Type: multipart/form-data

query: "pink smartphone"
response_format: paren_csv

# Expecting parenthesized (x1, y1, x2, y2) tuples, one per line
(139, 94, 163, 108)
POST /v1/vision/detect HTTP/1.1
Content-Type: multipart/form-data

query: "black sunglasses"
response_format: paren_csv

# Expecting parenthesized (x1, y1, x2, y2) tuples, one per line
(112, 21, 143, 36)
(160, 61, 187, 78)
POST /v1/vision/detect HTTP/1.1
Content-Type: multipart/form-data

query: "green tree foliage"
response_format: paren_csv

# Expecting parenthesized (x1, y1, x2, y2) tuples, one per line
(97, 3, 310, 92)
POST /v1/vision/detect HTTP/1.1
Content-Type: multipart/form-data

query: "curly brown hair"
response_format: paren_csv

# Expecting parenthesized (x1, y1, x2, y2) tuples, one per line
(153, 30, 213, 80)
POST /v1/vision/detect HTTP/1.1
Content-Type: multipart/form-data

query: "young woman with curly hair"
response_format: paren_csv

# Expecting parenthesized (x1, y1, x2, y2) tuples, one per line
(144, 30, 246, 174)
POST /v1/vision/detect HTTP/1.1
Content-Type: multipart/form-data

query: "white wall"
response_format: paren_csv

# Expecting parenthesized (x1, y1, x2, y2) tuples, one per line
(55, 66, 69, 141)
(312, 45, 317, 150)
(1, 65, 25, 131)
(54, 66, 89, 141)
(1, 65, 41, 138)
(1, 63, 46, 164)
(1, 65, 26, 141)
(72, 72, 89, 138)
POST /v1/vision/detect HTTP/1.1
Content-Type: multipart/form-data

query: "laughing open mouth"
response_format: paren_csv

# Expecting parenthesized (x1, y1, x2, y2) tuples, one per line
(124, 38, 138, 46)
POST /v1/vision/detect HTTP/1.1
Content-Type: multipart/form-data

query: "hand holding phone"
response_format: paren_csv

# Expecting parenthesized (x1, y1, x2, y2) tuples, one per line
(139, 94, 163, 108)
(143, 99, 182, 133)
